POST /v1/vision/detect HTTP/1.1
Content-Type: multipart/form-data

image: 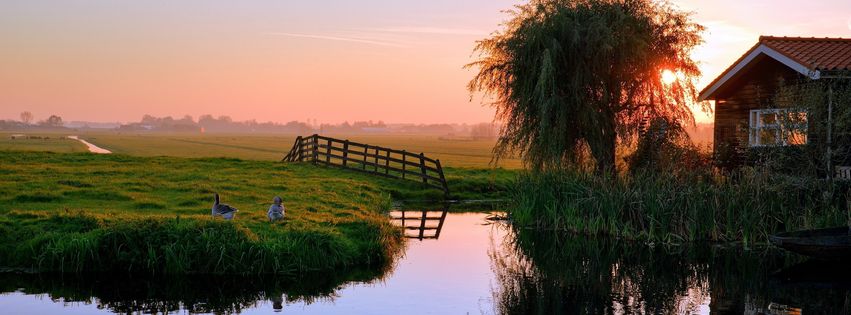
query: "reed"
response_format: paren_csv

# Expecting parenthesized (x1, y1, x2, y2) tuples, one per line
(509, 168, 849, 245)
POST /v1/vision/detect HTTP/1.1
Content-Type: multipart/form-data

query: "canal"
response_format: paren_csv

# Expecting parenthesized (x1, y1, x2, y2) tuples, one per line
(1, 210, 849, 314)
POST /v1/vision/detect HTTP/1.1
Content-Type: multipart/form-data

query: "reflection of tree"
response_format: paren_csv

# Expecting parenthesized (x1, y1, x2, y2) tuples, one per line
(0, 258, 399, 314)
(489, 226, 851, 315)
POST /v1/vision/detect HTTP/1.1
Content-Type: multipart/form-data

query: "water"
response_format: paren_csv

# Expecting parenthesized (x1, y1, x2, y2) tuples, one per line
(2, 211, 851, 314)
(68, 135, 111, 154)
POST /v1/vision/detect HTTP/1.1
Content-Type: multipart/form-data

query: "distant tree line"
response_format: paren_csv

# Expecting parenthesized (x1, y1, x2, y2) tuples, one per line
(1, 111, 501, 137)
(118, 114, 314, 134)
(0, 112, 65, 130)
(120, 114, 499, 136)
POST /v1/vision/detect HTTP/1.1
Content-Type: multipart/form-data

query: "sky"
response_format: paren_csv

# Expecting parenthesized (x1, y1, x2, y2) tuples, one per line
(1, 1, 850, 125)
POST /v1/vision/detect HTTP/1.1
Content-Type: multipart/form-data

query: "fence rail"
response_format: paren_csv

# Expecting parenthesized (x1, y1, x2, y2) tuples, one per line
(282, 134, 449, 195)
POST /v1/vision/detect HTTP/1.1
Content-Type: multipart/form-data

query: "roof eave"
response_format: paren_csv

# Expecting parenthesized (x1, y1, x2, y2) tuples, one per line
(698, 44, 820, 101)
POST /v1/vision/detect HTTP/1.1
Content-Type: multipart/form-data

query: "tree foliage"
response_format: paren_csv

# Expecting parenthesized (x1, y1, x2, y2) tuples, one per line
(40, 115, 63, 127)
(468, 0, 704, 173)
(19, 111, 33, 125)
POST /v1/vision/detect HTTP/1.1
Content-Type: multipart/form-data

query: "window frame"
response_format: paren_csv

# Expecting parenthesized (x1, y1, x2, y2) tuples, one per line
(748, 108, 808, 147)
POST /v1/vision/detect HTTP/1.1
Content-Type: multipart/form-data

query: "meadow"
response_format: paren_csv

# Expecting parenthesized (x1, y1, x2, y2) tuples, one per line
(0, 131, 516, 274)
(0, 151, 420, 274)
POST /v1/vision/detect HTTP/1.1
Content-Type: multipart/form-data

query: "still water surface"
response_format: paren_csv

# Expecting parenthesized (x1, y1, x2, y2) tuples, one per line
(1, 210, 850, 314)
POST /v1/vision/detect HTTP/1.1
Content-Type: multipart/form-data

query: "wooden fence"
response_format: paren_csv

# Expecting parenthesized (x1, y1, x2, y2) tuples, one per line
(282, 134, 449, 195)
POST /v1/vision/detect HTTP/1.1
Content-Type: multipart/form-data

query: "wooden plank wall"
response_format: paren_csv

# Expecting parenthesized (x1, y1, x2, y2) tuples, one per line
(712, 56, 806, 155)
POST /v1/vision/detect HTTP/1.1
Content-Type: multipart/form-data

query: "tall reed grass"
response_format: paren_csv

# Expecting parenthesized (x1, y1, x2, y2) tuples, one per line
(509, 168, 849, 245)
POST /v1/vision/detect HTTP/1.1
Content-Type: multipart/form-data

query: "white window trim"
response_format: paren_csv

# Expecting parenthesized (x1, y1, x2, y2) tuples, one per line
(748, 108, 808, 147)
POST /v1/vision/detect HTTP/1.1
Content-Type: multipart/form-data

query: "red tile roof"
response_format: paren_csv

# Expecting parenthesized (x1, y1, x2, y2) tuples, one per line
(699, 36, 851, 101)
(760, 36, 851, 71)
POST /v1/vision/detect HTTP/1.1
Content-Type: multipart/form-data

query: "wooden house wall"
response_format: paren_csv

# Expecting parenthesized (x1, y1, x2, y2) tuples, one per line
(712, 56, 806, 154)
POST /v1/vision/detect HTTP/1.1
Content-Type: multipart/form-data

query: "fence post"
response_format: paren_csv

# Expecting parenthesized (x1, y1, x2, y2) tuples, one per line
(342, 140, 349, 167)
(298, 136, 305, 162)
(418, 210, 427, 239)
(312, 134, 318, 164)
(434, 207, 448, 238)
(374, 147, 379, 172)
(326, 138, 331, 163)
(385, 150, 390, 175)
(362, 145, 368, 170)
(419, 153, 427, 184)
(402, 151, 406, 179)
(284, 136, 301, 161)
(436, 159, 449, 196)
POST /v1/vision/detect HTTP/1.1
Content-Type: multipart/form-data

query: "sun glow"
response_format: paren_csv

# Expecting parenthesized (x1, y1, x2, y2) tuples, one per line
(661, 69, 677, 85)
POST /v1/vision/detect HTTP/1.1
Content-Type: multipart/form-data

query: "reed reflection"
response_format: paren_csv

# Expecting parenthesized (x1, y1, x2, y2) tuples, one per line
(489, 226, 851, 315)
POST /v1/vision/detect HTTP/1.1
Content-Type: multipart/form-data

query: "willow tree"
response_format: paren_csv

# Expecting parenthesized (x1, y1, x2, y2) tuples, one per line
(468, 0, 704, 173)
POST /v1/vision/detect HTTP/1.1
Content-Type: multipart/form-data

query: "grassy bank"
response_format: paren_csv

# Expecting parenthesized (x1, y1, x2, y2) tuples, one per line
(0, 151, 408, 274)
(509, 169, 849, 245)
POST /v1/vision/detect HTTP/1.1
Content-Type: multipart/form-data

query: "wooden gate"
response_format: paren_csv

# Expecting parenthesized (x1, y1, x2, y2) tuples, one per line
(283, 134, 449, 195)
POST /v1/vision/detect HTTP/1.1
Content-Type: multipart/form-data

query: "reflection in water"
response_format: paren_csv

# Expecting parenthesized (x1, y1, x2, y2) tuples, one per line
(389, 208, 448, 239)
(0, 266, 391, 314)
(3, 211, 851, 314)
(490, 227, 851, 315)
(0, 211, 502, 314)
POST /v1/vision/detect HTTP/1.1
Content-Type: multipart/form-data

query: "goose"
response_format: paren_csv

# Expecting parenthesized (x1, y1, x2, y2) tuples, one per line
(212, 193, 238, 220)
(267, 196, 285, 222)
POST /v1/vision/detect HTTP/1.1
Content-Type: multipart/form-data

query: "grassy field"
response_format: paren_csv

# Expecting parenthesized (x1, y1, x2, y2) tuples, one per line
(0, 130, 515, 275)
(0, 131, 522, 169)
(0, 151, 416, 274)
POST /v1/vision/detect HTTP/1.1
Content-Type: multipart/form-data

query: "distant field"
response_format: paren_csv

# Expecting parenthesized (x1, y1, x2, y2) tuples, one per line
(42, 131, 523, 169)
(0, 133, 87, 153)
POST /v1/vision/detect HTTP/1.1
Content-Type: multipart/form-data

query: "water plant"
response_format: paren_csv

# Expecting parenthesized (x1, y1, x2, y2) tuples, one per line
(508, 168, 849, 245)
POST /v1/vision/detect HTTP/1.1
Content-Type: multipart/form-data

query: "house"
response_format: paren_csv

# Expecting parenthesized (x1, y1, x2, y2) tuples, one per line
(698, 36, 851, 158)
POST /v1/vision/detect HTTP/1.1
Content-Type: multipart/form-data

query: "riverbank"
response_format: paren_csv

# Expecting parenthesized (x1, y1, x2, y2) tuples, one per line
(509, 170, 849, 245)
(0, 151, 408, 274)
(0, 150, 515, 274)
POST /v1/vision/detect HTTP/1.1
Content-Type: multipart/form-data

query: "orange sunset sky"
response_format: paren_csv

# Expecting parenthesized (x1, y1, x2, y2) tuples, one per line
(1, 0, 850, 125)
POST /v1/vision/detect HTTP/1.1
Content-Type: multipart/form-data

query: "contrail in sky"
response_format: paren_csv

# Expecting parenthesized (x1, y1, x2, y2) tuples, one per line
(266, 32, 406, 47)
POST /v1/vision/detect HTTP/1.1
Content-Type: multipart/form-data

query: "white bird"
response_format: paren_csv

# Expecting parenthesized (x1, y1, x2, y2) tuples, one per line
(212, 193, 238, 220)
(267, 196, 285, 222)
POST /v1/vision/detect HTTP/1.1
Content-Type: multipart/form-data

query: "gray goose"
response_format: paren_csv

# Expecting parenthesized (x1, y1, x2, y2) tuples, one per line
(267, 196, 285, 222)
(212, 193, 238, 220)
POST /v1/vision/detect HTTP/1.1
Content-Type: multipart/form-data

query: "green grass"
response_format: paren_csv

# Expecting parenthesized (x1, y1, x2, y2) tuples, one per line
(0, 147, 514, 275)
(0, 151, 411, 275)
(509, 169, 850, 245)
(0, 131, 517, 275)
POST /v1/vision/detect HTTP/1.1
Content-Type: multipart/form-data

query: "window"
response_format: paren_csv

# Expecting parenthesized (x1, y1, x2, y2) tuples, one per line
(748, 108, 807, 147)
